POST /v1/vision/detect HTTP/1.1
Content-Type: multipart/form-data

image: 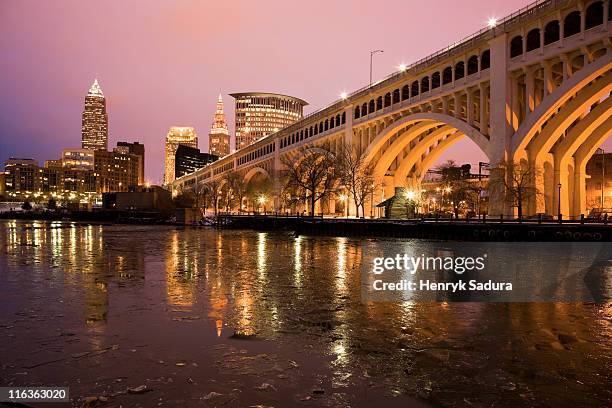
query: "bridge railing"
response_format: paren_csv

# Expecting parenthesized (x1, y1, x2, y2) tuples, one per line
(282, 0, 571, 135)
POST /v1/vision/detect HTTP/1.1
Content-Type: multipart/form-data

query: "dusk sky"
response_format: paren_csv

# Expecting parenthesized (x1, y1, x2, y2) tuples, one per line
(4, 0, 607, 184)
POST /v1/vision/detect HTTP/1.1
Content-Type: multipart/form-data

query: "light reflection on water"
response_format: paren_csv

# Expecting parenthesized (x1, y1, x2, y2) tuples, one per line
(0, 220, 610, 406)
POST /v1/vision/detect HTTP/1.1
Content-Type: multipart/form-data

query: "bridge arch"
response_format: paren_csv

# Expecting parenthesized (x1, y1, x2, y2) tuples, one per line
(551, 99, 612, 217)
(363, 112, 490, 172)
(243, 166, 271, 185)
(511, 53, 612, 157)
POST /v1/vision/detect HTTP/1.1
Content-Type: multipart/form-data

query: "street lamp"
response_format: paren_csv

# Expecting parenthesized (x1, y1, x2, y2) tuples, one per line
(258, 195, 266, 214)
(597, 147, 605, 208)
(370, 49, 384, 87)
(557, 183, 562, 220)
(370, 183, 375, 218)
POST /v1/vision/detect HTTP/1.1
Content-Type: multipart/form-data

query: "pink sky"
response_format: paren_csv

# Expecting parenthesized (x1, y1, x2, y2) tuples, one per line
(2, 0, 607, 183)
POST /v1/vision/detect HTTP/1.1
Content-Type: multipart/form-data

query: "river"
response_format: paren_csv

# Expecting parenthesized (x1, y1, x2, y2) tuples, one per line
(0, 220, 610, 407)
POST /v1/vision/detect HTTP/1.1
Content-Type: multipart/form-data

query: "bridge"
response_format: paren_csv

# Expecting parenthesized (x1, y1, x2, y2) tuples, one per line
(174, 0, 611, 218)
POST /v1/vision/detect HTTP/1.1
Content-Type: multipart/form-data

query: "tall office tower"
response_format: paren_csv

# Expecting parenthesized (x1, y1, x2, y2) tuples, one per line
(164, 127, 197, 185)
(174, 145, 218, 179)
(81, 79, 109, 151)
(208, 94, 230, 157)
(116, 141, 145, 185)
(231, 92, 307, 150)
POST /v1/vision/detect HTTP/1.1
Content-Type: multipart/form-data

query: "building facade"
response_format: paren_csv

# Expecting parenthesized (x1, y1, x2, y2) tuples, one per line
(94, 150, 140, 193)
(231, 92, 307, 150)
(164, 126, 198, 186)
(116, 141, 145, 185)
(208, 94, 230, 157)
(174, 145, 218, 179)
(62, 148, 95, 170)
(3, 158, 96, 201)
(82, 79, 108, 151)
(4, 158, 39, 195)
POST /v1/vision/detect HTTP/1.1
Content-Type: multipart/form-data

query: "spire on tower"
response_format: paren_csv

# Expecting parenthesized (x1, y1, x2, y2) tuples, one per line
(88, 78, 104, 97)
(210, 94, 228, 135)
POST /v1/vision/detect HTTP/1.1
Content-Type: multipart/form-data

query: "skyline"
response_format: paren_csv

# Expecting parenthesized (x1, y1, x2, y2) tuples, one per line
(2, 0, 610, 184)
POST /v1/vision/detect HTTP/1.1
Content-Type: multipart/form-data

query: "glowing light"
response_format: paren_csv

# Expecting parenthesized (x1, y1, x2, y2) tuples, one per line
(340, 92, 348, 100)
(145, 181, 150, 188)
(398, 63, 407, 72)
(405, 190, 416, 200)
(258, 195, 266, 205)
(487, 17, 498, 28)
(339, 194, 347, 201)
(445, 187, 451, 193)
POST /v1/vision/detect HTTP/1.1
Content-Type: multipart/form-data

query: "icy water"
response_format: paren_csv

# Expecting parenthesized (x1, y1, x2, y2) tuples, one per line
(0, 220, 610, 407)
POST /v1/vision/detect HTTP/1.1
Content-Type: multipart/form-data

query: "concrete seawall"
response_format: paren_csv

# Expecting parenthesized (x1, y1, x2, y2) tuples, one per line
(216, 215, 612, 242)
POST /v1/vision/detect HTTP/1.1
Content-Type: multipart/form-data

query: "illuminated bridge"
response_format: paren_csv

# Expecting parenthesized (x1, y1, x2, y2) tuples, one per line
(174, 0, 611, 218)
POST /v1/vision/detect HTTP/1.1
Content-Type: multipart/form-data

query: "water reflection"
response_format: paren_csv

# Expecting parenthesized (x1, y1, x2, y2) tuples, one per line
(0, 220, 610, 406)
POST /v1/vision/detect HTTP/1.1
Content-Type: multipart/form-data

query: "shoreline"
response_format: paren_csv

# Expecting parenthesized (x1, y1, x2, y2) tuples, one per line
(2, 214, 610, 242)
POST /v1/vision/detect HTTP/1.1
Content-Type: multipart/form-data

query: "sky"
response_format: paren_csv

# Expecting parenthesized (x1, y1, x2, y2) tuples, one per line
(2, 0, 606, 184)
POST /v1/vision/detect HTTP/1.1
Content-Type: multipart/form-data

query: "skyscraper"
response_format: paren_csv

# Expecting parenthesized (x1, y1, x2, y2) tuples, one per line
(81, 79, 108, 151)
(164, 127, 197, 186)
(231, 92, 307, 150)
(174, 145, 218, 179)
(208, 94, 230, 157)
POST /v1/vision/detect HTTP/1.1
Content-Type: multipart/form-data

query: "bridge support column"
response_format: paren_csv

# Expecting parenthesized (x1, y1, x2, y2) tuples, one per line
(344, 105, 354, 147)
(572, 168, 587, 218)
(478, 83, 487, 135)
(272, 138, 282, 212)
(488, 33, 514, 217)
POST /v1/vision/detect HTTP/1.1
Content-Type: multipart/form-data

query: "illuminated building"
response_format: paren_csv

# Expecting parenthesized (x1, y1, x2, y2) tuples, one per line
(231, 92, 307, 150)
(208, 94, 230, 157)
(115, 141, 145, 185)
(62, 148, 95, 170)
(164, 126, 197, 185)
(93, 150, 140, 193)
(174, 145, 218, 179)
(81, 79, 108, 151)
(3, 158, 39, 196)
(0, 172, 5, 198)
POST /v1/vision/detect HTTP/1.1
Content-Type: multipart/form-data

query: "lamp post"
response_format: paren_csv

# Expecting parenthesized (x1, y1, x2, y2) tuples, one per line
(370, 50, 384, 87)
(370, 183, 375, 218)
(557, 183, 562, 221)
(597, 148, 605, 208)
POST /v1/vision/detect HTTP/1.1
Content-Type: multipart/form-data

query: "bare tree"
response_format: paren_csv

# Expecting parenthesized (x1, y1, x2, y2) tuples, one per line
(245, 176, 272, 212)
(493, 159, 539, 219)
(337, 143, 375, 217)
(434, 160, 481, 218)
(281, 145, 337, 216)
(221, 171, 244, 213)
(204, 179, 222, 216)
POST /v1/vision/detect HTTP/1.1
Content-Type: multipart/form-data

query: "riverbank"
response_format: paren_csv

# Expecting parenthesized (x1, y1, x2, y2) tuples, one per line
(1, 222, 610, 407)
(217, 215, 612, 242)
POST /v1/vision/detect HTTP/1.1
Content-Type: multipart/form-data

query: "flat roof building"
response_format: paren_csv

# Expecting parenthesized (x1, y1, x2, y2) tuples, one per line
(175, 145, 218, 179)
(230, 92, 307, 151)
